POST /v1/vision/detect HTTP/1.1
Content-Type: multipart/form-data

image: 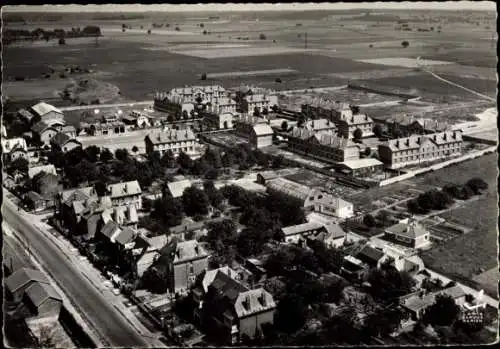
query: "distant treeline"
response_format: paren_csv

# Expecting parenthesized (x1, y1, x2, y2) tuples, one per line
(3, 26, 102, 44)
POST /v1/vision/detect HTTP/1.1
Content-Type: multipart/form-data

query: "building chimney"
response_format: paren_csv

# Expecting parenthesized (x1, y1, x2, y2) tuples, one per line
(194, 245, 199, 255)
(395, 140, 400, 148)
(443, 133, 447, 141)
(258, 292, 267, 307)
(123, 184, 128, 193)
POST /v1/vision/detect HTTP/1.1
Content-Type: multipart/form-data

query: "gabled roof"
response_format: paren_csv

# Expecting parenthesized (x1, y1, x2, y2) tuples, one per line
(173, 240, 209, 264)
(18, 108, 35, 121)
(234, 288, 276, 318)
(340, 158, 383, 170)
(386, 220, 428, 239)
(210, 269, 249, 301)
(50, 132, 79, 148)
(323, 222, 346, 239)
(316, 195, 353, 210)
(31, 120, 54, 134)
(403, 285, 467, 312)
(266, 177, 319, 203)
(304, 118, 336, 131)
(167, 179, 192, 198)
(5, 268, 50, 293)
(60, 125, 76, 133)
(61, 186, 96, 206)
(101, 221, 121, 240)
(381, 131, 463, 152)
(145, 128, 196, 145)
(28, 164, 56, 179)
(356, 245, 385, 265)
(338, 113, 373, 126)
(27, 191, 44, 202)
(114, 227, 136, 246)
(252, 124, 274, 136)
(107, 180, 142, 199)
(31, 102, 63, 117)
(24, 282, 62, 307)
(202, 266, 240, 293)
(281, 221, 324, 237)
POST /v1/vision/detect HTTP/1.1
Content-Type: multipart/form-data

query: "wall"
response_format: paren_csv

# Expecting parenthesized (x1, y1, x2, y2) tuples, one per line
(38, 298, 62, 316)
(238, 309, 275, 340)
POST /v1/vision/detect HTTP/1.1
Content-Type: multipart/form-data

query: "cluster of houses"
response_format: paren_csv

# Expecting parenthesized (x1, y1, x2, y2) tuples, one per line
(5, 267, 73, 347)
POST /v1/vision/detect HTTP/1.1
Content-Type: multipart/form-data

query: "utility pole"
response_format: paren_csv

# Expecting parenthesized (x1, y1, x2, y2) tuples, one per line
(304, 32, 308, 49)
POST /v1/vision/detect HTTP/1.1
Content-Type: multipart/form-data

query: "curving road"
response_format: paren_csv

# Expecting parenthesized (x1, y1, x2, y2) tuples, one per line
(1, 194, 150, 347)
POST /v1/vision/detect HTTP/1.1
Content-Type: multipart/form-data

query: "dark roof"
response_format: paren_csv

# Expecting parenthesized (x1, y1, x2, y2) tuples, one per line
(101, 221, 120, 239)
(24, 282, 62, 307)
(26, 191, 44, 202)
(5, 268, 50, 293)
(50, 132, 73, 147)
(31, 121, 52, 134)
(356, 245, 385, 265)
(211, 270, 249, 302)
(114, 227, 136, 246)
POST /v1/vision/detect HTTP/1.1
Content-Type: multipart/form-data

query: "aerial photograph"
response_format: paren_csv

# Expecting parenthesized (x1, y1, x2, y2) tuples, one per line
(1, 2, 498, 347)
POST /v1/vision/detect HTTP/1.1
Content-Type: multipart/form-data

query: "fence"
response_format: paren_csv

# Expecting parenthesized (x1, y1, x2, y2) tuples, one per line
(59, 306, 97, 348)
(379, 146, 497, 186)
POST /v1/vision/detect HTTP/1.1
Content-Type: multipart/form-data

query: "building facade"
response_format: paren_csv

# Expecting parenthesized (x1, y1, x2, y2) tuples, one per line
(107, 180, 142, 209)
(384, 219, 431, 249)
(144, 128, 198, 157)
(2, 137, 28, 162)
(378, 131, 463, 169)
(166, 240, 210, 294)
(336, 111, 374, 139)
(240, 94, 278, 114)
(287, 128, 360, 163)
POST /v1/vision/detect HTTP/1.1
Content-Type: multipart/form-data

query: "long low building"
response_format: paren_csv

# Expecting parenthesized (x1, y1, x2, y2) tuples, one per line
(287, 128, 360, 163)
(378, 130, 463, 169)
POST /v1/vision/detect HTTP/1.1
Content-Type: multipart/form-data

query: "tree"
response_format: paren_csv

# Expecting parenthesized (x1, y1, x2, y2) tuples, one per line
(363, 214, 376, 227)
(37, 326, 56, 348)
(271, 104, 279, 113)
(200, 23, 204, 28)
(253, 107, 260, 117)
(350, 105, 360, 115)
(161, 150, 176, 168)
(373, 123, 384, 138)
(182, 186, 210, 216)
(58, 37, 65, 45)
(147, 29, 151, 35)
(84, 145, 101, 163)
(363, 147, 371, 157)
(151, 197, 183, 227)
(98, 148, 113, 163)
(363, 307, 405, 337)
(275, 293, 308, 333)
(262, 107, 269, 115)
(203, 181, 224, 209)
(203, 147, 222, 169)
(115, 148, 129, 162)
(177, 151, 194, 170)
(402, 40, 410, 48)
(204, 168, 219, 180)
(259, 33, 267, 40)
(367, 260, 416, 301)
(237, 227, 267, 257)
(8, 157, 29, 174)
(465, 178, 488, 195)
(281, 120, 289, 131)
(353, 128, 363, 141)
(424, 294, 460, 326)
(271, 154, 285, 169)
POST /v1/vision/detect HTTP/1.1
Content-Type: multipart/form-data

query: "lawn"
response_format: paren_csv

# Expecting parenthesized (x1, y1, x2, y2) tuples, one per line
(418, 153, 498, 281)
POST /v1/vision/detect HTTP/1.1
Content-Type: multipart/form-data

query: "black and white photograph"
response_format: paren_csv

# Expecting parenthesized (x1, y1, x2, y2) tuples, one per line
(1, 2, 498, 347)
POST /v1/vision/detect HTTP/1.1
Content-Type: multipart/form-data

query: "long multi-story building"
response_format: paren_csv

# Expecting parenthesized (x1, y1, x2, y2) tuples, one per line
(153, 92, 195, 117)
(206, 96, 238, 115)
(240, 94, 278, 114)
(378, 130, 463, 169)
(144, 128, 198, 157)
(169, 85, 226, 103)
(287, 128, 360, 163)
(154, 85, 227, 116)
(336, 110, 374, 139)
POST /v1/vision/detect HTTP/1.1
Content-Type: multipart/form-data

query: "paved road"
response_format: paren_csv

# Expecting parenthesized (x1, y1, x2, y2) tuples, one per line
(1, 194, 150, 348)
(59, 101, 151, 112)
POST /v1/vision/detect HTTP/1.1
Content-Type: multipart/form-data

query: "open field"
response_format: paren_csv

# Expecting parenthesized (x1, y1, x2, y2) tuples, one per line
(472, 268, 500, 298)
(418, 153, 498, 280)
(207, 68, 297, 78)
(356, 73, 497, 102)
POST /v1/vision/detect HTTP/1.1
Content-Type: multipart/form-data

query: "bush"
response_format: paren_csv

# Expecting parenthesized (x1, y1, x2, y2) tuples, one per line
(200, 73, 207, 80)
(363, 214, 376, 227)
(58, 37, 66, 45)
(401, 40, 410, 48)
(465, 177, 488, 195)
(259, 33, 267, 40)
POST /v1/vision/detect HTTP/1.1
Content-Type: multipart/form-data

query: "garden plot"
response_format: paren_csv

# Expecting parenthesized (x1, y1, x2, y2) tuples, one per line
(355, 57, 454, 68)
(170, 46, 319, 59)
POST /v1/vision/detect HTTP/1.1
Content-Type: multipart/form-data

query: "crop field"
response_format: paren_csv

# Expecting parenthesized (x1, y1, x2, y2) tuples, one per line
(356, 73, 496, 102)
(418, 153, 498, 280)
(356, 57, 454, 68)
(472, 268, 500, 298)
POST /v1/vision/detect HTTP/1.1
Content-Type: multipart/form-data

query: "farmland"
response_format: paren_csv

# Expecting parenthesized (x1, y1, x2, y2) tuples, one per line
(418, 153, 498, 281)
